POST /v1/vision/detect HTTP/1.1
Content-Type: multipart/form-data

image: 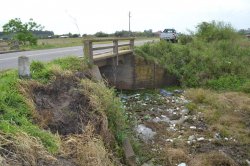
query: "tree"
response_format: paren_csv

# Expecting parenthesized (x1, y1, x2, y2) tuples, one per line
(3, 18, 44, 45)
(95, 31, 109, 37)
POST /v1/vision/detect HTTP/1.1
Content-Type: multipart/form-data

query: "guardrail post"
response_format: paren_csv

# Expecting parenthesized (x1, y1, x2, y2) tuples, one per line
(129, 38, 134, 51)
(113, 39, 118, 65)
(84, 40, 93, 65)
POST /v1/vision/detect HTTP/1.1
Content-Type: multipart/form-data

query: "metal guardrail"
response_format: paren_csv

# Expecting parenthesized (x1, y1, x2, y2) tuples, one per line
(83, 37, 135, 64)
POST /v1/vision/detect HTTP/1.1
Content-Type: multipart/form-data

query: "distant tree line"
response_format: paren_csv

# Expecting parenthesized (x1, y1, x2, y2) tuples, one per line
(0, 30, 55, 40)
(92, 29, 159, 38)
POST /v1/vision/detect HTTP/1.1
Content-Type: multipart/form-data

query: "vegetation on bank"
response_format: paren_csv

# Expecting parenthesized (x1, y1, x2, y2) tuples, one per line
(135, 21, 250, 92)
(0, 57, 127, 165)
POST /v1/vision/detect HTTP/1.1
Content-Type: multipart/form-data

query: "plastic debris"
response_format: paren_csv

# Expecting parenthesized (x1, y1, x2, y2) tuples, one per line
(160, 89, 173, 97)
(136, 124, 156, 142)
(178, 163, 187, 166)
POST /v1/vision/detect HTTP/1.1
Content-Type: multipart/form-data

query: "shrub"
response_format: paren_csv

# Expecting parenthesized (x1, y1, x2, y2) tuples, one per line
(206, 75, 246, 91)
(135, 22, 250, 92)
(240, 81, 250, 93)
(196, 21, 239, 42)
(178, 34, 193, 45)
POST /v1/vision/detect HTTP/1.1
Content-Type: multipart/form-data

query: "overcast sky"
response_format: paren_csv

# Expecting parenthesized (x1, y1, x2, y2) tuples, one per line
(0, 0, 250, 35)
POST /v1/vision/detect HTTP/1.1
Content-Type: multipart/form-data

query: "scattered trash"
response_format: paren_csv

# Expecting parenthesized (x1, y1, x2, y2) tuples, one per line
(197, 137, 205, 142)
(120, 90, 244, 165)
(190, 126, 196, 130)
(152, 115, 170, 123)
(141, 158, 157, 166)
(214, 133, 221, 140)
(170, 115, 189, 125)
(166, 139, 173, 142)
(160, 89, 173, 97)
(174, 89, 184, 94)
(136, 124, 156, 142)
(143, 114, 151, 120)
(245, 159, 250, 166)
(178, 163, 187, 166)
(181, 108, 189, 115)
(188, 135, 195, 141)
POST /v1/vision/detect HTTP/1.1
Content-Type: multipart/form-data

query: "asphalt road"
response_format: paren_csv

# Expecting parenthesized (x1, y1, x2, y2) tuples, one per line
(0, 39, 156, 70)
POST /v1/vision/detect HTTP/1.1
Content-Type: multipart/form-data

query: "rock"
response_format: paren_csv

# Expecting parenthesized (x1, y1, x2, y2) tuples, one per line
(160, 89, 173, 97)
(178, 163, 187, 166)
(136, 124, 156, 142)
(197, 137, 205, 142)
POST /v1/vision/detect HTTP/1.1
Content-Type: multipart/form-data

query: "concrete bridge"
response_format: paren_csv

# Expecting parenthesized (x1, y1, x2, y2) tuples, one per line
(84, 38, 178, 89)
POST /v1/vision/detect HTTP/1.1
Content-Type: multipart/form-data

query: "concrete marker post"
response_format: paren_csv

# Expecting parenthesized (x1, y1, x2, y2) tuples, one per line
(18, 56, 31, 79)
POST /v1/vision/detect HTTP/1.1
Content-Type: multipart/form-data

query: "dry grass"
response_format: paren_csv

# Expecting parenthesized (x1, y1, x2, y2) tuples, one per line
(189, 151, 238, 166)
(0, 41, 9, 51)
(185, 88, 250, 143)
(38, 38, 83, 46)
(62, 124, 115, 166)
(162, 147, 189, 165)
(0, 132, 57, 166)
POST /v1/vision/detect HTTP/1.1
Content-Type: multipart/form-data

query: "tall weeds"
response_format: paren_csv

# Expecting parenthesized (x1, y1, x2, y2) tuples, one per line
(135, 21, 250, 91)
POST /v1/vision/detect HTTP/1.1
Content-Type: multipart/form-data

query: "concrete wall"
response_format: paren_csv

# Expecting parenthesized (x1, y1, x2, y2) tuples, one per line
(99, 54, 134, 89)
(97, 53, 179, 90)
(133, 56, 178, 89)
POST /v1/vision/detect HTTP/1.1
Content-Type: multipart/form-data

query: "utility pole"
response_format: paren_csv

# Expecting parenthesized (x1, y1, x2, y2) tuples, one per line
(129, 11, 131, 36)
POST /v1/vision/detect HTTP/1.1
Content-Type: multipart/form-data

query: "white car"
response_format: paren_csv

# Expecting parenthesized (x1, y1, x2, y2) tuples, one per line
(160, 29, 178, 43)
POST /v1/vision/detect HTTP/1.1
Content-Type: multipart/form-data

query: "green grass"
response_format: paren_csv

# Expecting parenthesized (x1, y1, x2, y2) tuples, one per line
(0, 57, 90, 153)
(30, 56, 89, 83)
(0, 70, 60, 153)
(81, 79, 128, 144)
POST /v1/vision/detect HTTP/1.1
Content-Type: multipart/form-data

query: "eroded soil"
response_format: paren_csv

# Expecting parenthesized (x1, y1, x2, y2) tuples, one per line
(28, 74, 104, 135)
